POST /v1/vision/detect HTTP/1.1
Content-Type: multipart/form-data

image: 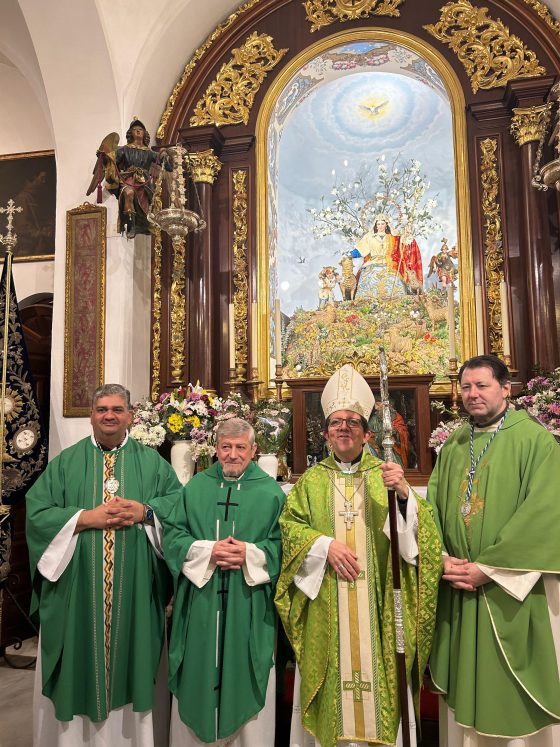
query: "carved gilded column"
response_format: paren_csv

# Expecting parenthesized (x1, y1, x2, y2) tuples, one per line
(170, 234, 187, 384)
(510, 105, 559, 370)
(232, 170, 249, 383)
(188, 149, 222, 393)
(479, 138, 505, 357)
(151, 176, 163, 400)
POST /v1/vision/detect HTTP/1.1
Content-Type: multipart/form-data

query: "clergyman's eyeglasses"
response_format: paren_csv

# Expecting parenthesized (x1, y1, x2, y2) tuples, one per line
(328, 417, 362, 430)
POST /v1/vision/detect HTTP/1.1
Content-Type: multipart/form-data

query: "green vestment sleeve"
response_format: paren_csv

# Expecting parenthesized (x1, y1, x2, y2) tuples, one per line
(26, 437, 181, 722)
(163, 461, 285, 742)
(427, 410, 560, 737)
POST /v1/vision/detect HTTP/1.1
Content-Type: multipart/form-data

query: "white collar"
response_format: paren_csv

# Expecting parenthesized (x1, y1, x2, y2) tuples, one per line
(90, 431, 129, 451)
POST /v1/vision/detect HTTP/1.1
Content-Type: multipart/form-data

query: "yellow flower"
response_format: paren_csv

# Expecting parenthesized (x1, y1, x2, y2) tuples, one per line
(186, 415, 201, 428)
(167, 413, 184, 433)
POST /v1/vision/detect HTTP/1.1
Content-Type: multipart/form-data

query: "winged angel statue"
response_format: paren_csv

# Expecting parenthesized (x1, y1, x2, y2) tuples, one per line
(87, 118, 170, 238)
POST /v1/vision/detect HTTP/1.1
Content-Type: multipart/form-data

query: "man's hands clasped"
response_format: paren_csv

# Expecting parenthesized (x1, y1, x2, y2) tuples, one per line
(443, 555, 490, 591)
(76, 497, 145, 533)
(211, 536, 247, 570)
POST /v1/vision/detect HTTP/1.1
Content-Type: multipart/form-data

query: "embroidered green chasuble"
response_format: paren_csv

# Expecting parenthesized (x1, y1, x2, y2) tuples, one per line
(275, 452, 441, 747)
(26, 436, 180, 722)
(428, 409, 560, 738)
(163, 461, 285, 743)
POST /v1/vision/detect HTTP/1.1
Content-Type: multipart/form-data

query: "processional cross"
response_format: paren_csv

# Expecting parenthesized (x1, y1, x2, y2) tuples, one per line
(0, 199, 23, 251)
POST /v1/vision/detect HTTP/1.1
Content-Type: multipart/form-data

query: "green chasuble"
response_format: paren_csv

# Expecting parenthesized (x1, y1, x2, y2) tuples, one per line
(26, 436, 181, 722)
(427, 408, 560, 738)
(275, 452, 441, 747)
(163, 460, 285, 743)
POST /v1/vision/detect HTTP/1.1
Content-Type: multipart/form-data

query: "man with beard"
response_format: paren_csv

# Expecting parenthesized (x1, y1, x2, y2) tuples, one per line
(163, 417, 285, 746)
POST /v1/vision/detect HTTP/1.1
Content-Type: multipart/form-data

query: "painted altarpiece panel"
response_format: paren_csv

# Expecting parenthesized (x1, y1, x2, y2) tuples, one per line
(257, 30, 474, 389)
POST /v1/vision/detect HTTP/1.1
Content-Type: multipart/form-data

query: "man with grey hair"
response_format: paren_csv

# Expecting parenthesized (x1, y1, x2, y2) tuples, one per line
(163, 417, 286, 746)
(26, 383, 181, 746)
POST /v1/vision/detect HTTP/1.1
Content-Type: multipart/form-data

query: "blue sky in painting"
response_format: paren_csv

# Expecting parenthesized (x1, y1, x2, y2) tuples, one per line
(272, 45, 457, 316)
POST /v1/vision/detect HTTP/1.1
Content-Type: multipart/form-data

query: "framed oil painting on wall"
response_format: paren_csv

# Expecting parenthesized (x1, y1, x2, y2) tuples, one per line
(0, 150, 56, 262)
(257, 30, 474, 390)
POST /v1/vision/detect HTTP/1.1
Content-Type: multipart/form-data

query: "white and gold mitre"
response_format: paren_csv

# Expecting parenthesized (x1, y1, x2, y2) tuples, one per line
(321, 364, 375, 420)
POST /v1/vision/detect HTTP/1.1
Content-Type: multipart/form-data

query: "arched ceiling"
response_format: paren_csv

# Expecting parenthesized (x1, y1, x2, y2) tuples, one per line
(2, 0, 560, 153)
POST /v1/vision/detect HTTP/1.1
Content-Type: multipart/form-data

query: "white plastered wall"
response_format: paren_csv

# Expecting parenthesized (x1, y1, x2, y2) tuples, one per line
(5, 0, 240, 456)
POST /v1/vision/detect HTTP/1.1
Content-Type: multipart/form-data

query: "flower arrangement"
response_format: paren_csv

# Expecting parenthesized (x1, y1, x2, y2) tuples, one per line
(514, 368, 560, 436)
(248, 398, 292, 455)
(157, 384, 219, 444)
(131, 385, 255, 462)
(129, 398, 167, 449)
(428, 400, 467, 454)
(130, 385, 210, 461)
(214, 392, 252, 424)
(428, 417, 467, 454)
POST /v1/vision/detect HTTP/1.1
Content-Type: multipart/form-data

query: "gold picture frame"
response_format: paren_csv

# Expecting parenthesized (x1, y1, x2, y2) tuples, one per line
(256, 29, 474, 395)
(0, 150, 56, 262)
(63, 203, 106, 417)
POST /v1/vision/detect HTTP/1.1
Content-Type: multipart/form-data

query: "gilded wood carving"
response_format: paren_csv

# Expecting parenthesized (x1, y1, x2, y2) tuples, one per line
(510, 104, 551, 146)
(522, 0, 560, 39)
(157, 0, 262, 140)
(303, 0, 404, 32)
(232, 170, 249, 374)
(150, 176, 163, 401)
(479, 138, 504, 355)
(170, 235, 187, 383)
(425, 0, 546, 93)
(190, 32, 288, 127)
(188, 150, 222, 184)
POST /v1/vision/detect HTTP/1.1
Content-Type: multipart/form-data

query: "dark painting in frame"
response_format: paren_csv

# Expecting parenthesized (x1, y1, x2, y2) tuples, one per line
(0, 150, 56, 262)
(287, 374, 434, 483)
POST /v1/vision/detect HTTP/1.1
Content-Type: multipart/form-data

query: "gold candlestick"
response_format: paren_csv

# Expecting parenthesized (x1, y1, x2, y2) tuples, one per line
(448, 357, 460, 417)
(246, 367, 262, 404)
(226, 366, 244, 396)
(273, 363, 284, 401)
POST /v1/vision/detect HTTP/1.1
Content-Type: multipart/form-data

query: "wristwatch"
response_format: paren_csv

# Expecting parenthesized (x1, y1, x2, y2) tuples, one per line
(142, 504, 155, 525)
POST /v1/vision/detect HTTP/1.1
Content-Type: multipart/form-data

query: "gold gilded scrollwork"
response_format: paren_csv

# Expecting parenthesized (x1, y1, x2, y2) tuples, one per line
(479, 138, 504, 355)
(303, 0, 403, 32)
(232, 170, 249, 375)
(157, 0, 262, 140)
(522, 0, 560, 39)
(188, 150, 223, 184)
(510, 104, 551, 146)
(150, 233, 162, 400)
(190, 32, 288, 127)
(151, 177, 163, 400)
(170, 235, 187, 383)
(425, 0, 546, 93)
